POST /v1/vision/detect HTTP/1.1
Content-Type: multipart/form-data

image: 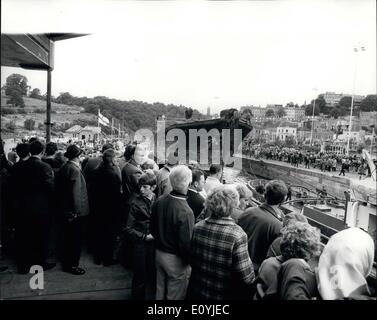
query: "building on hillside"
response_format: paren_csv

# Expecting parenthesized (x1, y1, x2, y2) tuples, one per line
(322, 92, 365, 107)
(276, 126, 297, 142)
(207, 107, 211, 116)
(65, 125, 83, 141)
(360, 111, 377, 129)
(240, 106, 266, 119)
(80, 126, 101, 142)
(284, 107, 305, 120)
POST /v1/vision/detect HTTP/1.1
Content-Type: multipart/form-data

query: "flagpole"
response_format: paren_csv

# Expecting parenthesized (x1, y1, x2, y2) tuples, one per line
(98, 108, 100, 143)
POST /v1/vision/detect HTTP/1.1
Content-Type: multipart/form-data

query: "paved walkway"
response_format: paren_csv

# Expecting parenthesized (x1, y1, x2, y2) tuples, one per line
(0, 251, 133, 300)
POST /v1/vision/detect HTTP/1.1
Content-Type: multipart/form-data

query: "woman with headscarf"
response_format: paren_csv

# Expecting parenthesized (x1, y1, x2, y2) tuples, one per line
(317, 227, 375, 300)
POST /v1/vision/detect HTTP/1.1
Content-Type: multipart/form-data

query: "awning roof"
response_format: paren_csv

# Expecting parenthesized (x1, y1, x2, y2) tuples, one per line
(1, 33, 88, 70)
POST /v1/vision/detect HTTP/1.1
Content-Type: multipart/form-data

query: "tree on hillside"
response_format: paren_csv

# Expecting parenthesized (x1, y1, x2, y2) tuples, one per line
(311, 96, 327, 114)
(338, 96, 352, 109)
(30, 88, 42, 99)
(276, 107, 286, 118)
(4, 73, 29, 107)
(24, 118, 35, 131)
(360, 95, 377, 112)
(265, 109, 275, 117)
(329, 107, 341, 119)
(305, 104, 320, 116)
(56, 92, 75, 105)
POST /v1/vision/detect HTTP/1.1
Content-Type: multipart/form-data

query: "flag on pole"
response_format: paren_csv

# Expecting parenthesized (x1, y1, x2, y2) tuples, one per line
(98, 109, 110, 127)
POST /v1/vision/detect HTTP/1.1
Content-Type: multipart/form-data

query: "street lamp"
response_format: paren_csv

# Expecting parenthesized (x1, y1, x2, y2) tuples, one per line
(346, 44, 365, 156)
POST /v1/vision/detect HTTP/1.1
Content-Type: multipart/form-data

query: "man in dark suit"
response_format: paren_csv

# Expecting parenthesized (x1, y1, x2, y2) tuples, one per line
(238, 180, 287, 273)
(14, 140, 55, 274)
(55, 144, 89, 275)
(186, 169, 206, 218)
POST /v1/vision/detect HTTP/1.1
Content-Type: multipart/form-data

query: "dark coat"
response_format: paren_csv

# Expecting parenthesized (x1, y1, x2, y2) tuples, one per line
(238, 203, 283, 271)
(15, 156, 54, 217)
(125, 194, 154, 242)
(278, 258, 318, 300)
(150, 191, 195, 262)
(91, 163, 122, 218)
(55, 161, 89, 218)
(186, 189, 205, 219)
(42, 156, 63, 173)
(121, 159, 142, 201)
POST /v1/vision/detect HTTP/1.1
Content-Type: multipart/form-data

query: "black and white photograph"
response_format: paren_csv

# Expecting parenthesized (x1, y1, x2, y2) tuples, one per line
(0, 0, 376, 309)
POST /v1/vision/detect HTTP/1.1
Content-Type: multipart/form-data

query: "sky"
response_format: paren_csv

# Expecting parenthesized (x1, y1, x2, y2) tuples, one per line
(1, 0, 376, 114)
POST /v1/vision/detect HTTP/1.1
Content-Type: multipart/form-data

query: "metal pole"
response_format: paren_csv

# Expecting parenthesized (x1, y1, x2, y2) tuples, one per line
(46, 68, 52, 143)
(346, 47, 360, 155)
(310, 99, 315, 146)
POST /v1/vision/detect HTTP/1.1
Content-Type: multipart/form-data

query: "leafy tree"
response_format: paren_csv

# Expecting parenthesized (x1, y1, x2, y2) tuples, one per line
(360, 95, 377, 112)
(338, 96, 352, 109)
(311, 96, 327, 114)
(5, 74, 29, 96)
(305, 104, 320, 116)
(24, 118, 35, 131)
(265, 109, 275, 117)
(56, 92, 74, 105)
(30, 88, 42, 99)
(7, 92, 25, 107)
(276, 107, 286, 118)
(329, 108, 341, 119)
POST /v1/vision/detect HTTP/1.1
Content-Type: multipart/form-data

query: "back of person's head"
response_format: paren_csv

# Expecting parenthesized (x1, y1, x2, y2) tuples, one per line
(124, 144, 137, 161)
(282, 212, 308, 228)
(102, 143, 114, 154)
(139, 171, 157, 187)
(317, 227, 375, 300)
(30, 140, 45, 156)
(102, 148, 116, 164)
(209, 164, 222, 176)
(45, 142, 58, 156)
(191, 169, 204, 185)
(204, 185, 239, 219)
(28, 137, 38, 144)
(169, 165, 192, 194)
(55, 151, 67, 164)
(280, 221, 321, 262)
(15, 143, 30, 159)
(264, 180, 288, 205)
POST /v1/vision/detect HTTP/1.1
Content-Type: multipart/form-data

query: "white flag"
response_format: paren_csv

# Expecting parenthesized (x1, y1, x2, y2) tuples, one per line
(98, 110, 110, 126)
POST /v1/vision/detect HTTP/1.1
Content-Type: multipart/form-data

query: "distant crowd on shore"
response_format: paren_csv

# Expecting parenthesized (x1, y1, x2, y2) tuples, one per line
(243, 144, 372, 179)
(0, 136, 375, 301)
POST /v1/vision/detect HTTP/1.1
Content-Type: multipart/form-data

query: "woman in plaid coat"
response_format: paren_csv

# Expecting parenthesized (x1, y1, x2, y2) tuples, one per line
(187, 185, 255, 300)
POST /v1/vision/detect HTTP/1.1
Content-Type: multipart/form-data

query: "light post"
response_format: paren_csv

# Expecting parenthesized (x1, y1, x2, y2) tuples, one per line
(310, 87, 318, 146)
(346, 44, 365, 155)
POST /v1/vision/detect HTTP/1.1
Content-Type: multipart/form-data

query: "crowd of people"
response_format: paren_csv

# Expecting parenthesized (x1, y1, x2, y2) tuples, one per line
(0, 137, 375, 300)
(243, 145, 371, 179)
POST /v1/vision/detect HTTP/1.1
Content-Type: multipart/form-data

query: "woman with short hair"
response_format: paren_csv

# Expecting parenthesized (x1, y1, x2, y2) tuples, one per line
(255, 221, 321, 300)
(187, 185, 255, 300)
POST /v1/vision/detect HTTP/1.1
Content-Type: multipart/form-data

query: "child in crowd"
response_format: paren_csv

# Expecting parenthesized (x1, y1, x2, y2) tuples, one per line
(124, 171, 157, 300)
